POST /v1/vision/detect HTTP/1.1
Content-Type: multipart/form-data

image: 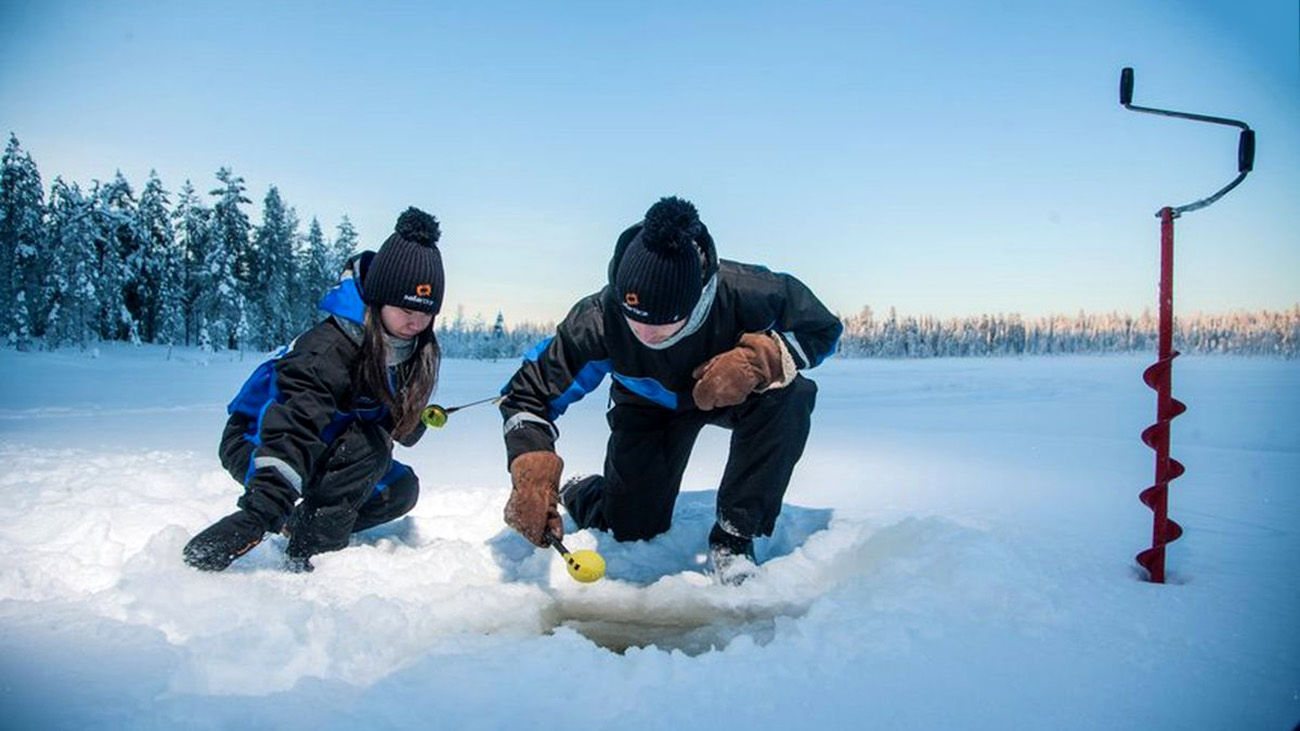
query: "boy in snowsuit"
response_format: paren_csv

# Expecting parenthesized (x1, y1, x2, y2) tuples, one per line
(500, 196, 841, 581)
(184, 208, 445, 572)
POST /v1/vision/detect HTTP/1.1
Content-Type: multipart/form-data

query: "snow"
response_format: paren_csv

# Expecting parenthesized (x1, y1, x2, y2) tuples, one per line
(0, 345, 1296, 729)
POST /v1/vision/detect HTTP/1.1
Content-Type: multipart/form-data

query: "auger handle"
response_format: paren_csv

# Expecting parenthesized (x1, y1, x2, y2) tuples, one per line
(1119, 66, 1256, 216)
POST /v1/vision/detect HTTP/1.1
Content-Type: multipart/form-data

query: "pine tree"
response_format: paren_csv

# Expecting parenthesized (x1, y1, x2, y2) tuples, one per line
(91, 175, 138, 343)
(173, 181, 211, 347)
(136, 171, 177, 343)
(0, 134, 48, 347)
(249, 186, 297, 349)
(208, 168, 251, 348)
(104, 171, 152, 344)
(44, 177, 99, 348)
(331, 215, 359, 274)
(195, 236, 235, 352)
(298, 216, 331, 331)
(282, 205, 302, 336)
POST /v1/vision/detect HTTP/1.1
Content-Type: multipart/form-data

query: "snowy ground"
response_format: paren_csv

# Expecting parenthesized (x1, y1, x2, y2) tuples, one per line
(0, 345, 1296, 729)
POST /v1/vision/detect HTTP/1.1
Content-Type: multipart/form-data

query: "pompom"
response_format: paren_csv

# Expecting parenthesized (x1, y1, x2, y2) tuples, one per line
(640, 196, 701, 253)
(395, 207, 441, 246)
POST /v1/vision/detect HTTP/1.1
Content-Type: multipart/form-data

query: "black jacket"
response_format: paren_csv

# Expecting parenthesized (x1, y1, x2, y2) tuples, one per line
(500, 221, 842, 466)
(225, 255, 425, 515)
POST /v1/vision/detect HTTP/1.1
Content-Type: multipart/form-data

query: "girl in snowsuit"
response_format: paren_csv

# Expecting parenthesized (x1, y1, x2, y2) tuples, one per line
(184, 208, 445, 572)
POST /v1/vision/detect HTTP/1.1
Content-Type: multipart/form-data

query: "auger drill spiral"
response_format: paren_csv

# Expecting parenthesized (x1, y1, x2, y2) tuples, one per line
(1119, 67, 1254, 583)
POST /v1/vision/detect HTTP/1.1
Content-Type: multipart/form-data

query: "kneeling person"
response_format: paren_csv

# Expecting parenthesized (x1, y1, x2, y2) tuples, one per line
(184, 208, 445, 572)
(500, 196, 841, 581)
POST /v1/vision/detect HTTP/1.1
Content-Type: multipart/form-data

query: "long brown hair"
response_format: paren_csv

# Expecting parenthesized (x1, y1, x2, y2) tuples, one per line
(355, 304, 440, 439)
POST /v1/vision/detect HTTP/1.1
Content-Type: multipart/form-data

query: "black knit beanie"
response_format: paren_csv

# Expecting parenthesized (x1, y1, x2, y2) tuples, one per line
(362, 207, 444, 314)
(615, 197, 705, 325)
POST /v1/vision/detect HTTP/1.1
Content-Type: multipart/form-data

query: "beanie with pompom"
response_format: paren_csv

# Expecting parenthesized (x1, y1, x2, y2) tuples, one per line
(615, 196, 706, 325)
(362, 207, 445, 314)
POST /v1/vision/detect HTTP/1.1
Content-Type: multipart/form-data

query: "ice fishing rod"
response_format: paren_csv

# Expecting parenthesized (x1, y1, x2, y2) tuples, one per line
(419, 395, 503, 428)
(1119, 67, 1255, 584)
(545, 533, 606, 583)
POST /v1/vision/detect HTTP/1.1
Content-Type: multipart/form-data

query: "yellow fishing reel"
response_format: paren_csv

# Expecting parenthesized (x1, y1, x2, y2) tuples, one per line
(420, 404, 448, 428)
(546, 534, 605, 583)
(419, 395, 502, 429)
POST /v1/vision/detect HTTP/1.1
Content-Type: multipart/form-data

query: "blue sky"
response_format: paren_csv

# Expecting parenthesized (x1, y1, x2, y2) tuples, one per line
(2, 0, 1296, 324)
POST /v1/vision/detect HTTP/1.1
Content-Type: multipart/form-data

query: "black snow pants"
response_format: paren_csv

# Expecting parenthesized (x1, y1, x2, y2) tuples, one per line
(564, 374, 817, 542)
(219, 416, 420, 559)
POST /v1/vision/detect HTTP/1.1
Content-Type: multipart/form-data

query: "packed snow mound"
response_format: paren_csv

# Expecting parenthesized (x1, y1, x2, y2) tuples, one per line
(0, 443, 1048, 694)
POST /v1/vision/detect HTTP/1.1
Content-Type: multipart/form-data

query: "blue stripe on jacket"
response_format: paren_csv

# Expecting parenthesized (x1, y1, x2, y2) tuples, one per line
(519, 337, 679, 419)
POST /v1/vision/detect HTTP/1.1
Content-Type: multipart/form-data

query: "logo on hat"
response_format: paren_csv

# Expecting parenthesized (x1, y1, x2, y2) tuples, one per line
(416, 283, 433, 297)
(624, 292, 640, 307)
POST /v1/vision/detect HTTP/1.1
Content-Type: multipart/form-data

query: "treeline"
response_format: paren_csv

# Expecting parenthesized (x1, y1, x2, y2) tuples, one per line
(3, 135, 1295, 359)
(839, 306, 1300, 358)
(436, 309, 552, 360)
(0, 134, 358, 352)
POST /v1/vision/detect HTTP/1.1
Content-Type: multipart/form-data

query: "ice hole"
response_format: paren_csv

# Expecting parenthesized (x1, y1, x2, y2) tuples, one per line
(551, 604, 808, 656)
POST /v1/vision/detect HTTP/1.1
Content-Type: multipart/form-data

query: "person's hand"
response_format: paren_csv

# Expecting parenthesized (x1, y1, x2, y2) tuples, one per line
(691, 333, 784, 410)
(505, 451, 564, 546)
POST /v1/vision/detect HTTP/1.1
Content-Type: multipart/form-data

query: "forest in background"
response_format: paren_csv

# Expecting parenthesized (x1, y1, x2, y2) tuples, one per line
(2, 135, 1295, 359)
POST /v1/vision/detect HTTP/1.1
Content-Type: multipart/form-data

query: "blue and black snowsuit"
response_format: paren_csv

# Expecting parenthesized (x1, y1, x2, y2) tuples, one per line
(500, 220, 842, 542)
(221, 255, 424, 556)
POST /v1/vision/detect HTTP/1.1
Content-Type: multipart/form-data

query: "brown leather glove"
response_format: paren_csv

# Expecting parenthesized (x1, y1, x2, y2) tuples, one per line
(691, 333, 785, 411)
(504, 451, 564, 546)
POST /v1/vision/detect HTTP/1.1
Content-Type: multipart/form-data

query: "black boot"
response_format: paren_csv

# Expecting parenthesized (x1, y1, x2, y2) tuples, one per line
(559, 475, 605, 529)
(707, 522, 757, 586)
(183, 509, 270, 571)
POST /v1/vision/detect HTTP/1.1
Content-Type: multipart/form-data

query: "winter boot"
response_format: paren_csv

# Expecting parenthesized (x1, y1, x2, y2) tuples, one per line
(183, 509, 270, 571)
(559, 474, 604, 529)
(707, 522, 758, 586)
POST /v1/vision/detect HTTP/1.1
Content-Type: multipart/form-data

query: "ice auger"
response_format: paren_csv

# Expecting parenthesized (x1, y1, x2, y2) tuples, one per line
(1119, 67, 1255, 583)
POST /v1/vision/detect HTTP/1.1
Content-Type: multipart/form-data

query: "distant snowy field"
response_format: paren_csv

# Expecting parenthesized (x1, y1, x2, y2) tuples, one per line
(0, 345, 1296, 730)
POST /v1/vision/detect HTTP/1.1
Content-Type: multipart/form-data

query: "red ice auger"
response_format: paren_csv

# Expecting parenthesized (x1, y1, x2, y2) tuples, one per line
(1119, 67, 1255, 583)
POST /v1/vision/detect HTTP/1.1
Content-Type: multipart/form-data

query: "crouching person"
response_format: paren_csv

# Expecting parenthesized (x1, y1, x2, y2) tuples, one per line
(183, 208, 445, 572)
(499, 196, 841, 584)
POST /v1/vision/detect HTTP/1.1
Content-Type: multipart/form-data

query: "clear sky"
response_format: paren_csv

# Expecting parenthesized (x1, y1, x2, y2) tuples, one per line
(2, 0, 1296, 325)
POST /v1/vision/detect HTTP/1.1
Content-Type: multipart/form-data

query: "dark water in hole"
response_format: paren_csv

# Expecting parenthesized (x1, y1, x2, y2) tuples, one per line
(552, 604, 809, 656)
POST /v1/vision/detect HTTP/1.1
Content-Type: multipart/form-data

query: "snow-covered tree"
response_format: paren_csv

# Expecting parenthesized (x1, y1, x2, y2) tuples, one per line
(331, 215, 359, 274)
(44, 177, 98, 348)
(136, 171, 178, 343)
(91, 175, 138, 343)
(0, 134, 48, 347)
(173, 181, 212, 347)
(297, 216, 332, 330)
(283, 205, 303, 334)
(249, 186, 297, 348)
(208, 168, 251, 348)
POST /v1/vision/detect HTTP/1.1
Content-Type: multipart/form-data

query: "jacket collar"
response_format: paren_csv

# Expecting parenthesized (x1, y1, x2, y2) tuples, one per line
(317, 252, 373, 343)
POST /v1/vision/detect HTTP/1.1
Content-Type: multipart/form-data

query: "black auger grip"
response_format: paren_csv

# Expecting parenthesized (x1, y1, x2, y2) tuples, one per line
(1120, 67, 1134, 106)
(1238, 129, 1255, 173)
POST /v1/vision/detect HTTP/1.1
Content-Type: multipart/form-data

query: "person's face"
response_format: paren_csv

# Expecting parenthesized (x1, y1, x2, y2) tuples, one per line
(379, 305, 434, 339)
(625, 316, 686, 346)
